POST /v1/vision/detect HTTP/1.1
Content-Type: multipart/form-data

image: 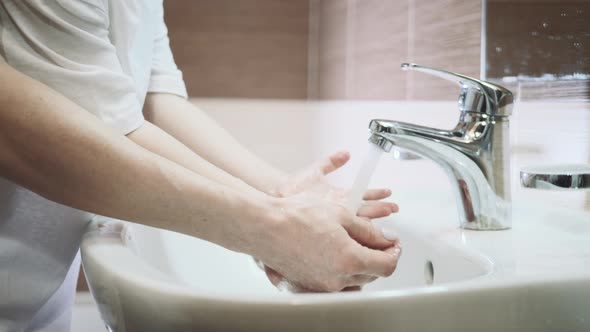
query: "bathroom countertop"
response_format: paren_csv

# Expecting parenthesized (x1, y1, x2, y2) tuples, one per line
(383, 189, 590, 289)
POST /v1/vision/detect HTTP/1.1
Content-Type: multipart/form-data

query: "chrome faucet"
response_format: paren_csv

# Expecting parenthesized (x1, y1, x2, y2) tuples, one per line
(369, 63, 514, 230)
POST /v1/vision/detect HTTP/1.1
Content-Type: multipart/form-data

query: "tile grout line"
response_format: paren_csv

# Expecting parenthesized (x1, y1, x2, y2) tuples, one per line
(406, 0, 415, 100)
(306, 0, 320, 100)
(345, 0, 357, 99)
(480, 0, 487, 80)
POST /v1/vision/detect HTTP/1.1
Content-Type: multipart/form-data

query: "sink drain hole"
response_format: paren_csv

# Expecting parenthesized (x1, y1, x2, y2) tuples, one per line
(424, 260, 434, 285)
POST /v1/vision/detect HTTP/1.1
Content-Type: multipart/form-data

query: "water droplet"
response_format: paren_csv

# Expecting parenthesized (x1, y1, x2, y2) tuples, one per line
(495, 47, 503, 53)
(542, 22, 549, 28)
(574, 42, 583, 49)
(561, 12, 567, 17)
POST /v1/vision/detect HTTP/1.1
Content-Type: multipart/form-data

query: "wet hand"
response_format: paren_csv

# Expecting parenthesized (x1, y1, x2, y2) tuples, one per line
(253, 194, 402, 292)
(275, 151, 399, 219)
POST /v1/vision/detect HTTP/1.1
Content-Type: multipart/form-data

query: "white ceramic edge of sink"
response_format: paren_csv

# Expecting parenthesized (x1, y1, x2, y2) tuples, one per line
(80, 215, 587, 307)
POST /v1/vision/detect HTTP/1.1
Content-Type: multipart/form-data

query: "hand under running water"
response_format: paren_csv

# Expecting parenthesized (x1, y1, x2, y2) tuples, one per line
(259, 239, 402, 293)
(274, 151, 399, 218)
(260, 150, 401, 293)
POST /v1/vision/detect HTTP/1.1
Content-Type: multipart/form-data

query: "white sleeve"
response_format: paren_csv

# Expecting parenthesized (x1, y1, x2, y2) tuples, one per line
(147, 2, 188, 99)
(0, 0, 144, 135)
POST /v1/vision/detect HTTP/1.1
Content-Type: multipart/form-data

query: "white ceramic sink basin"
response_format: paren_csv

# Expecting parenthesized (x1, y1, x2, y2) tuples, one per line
(80, 99, 590, 332)
(81, 192, 590, 332)
(87, 216, 491, 298)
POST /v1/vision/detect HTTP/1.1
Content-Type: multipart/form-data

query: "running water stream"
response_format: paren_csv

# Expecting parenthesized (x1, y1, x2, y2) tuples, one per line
(346, 143, 384, 212)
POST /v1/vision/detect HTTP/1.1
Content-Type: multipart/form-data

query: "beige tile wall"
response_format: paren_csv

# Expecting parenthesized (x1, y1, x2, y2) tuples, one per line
(164, 0, 310, 99)
(349, 0, 408, 100)
(409, 0, 481, 100)
(162, 0, 483, 100)
(313, 0, 482, 100)
(316, 0, 349, 99)
(161, 0, 588, 103)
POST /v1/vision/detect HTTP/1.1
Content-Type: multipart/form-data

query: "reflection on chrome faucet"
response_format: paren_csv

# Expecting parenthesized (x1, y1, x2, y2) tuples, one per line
(369, 63, 514, 230)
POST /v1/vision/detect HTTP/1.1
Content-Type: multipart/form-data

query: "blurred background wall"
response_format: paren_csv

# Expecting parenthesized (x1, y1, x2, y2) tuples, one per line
(164, 0, 310, 99)
(163, 0, 590, 102)
(164, 0, 482, 100)
(312, 0, 481, 100)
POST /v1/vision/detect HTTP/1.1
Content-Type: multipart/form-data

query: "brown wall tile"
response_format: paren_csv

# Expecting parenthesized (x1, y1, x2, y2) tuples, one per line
(164, 0, 309, 99)
(408, 0, 482, 100)
(350, 0, 408, 100)
(316, 0, 409, 100)
(317, 0, 349, 99)
(315, 0, 482, 101)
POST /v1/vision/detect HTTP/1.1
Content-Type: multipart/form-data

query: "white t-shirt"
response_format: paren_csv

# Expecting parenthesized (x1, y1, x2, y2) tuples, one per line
(0, 1, 187, 331)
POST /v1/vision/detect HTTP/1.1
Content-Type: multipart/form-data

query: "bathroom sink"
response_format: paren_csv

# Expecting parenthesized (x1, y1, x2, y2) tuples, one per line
(81, 190, 590, 332)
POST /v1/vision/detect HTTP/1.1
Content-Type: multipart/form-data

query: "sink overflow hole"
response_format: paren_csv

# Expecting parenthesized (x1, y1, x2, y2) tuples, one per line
(424, 260, 434, 285)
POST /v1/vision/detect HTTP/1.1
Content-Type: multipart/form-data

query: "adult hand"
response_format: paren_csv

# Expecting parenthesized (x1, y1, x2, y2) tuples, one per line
(257, 151, 401, 292)
(275, 151, 399, 219)
(252, 193, 402, 292)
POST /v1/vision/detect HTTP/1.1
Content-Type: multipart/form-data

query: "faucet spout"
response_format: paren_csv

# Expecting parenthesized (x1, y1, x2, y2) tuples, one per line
(369, 127, 510, 230)
(367, 63, 514, 230)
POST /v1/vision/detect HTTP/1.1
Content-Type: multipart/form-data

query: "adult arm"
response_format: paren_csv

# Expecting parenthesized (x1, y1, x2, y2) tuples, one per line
(143, 94, 285, 195)
(0, 61, 400, 291)
(143, 93, 399, 217)
(0, 1, 400, 291)
(126, 120, 264, 197)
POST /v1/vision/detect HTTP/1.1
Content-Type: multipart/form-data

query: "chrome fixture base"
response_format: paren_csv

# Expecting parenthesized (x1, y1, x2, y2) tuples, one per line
(520, 165, 590, 190)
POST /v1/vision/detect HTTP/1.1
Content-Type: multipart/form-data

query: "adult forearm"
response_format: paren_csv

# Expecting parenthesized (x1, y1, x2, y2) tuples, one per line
(0, 62, 269, 253)
(0, 63, 400, 292)
(126, 120, 265, 198)
(143, 93, 286, 195)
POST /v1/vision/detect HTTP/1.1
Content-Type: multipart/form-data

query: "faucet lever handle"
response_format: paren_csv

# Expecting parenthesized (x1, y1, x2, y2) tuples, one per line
(401, 63, 513, 117)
